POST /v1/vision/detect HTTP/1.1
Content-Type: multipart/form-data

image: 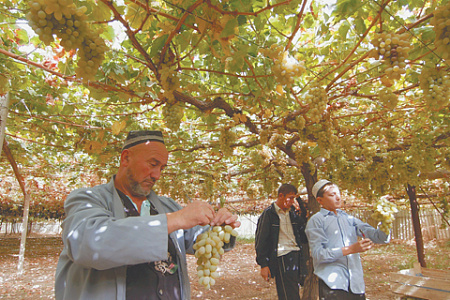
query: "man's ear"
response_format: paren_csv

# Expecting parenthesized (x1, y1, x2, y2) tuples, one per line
(316, 197, 323, 206)
(120, 149, 131, 166)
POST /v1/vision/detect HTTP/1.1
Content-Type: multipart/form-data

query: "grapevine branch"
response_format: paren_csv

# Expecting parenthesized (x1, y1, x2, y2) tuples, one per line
(0, 48, 154, 102)
(173, 92, 259, 133)
(100, 0, 157, 73)
(2, 140, 26, 195)
(160, 0, 203, 61)
(321, 0, 393, 90)
(285, 0, 308, 50)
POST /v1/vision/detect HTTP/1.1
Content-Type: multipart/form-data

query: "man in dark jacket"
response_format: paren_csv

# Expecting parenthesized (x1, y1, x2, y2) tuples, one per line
(255, 183, 308, 300)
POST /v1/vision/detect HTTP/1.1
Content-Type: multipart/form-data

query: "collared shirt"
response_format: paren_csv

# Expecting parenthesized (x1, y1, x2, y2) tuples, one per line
(129, 199, 151, 216)
(305, 208, 390, 294)
(116, 190, 181, 300)
(274, 203, 300, 257)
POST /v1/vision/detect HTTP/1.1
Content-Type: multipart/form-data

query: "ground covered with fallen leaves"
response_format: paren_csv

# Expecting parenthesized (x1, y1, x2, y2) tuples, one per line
(1, 235, 449, 299)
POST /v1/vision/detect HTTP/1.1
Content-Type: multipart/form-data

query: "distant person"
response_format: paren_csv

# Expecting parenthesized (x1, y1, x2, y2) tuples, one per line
(55, 130, 240, 300)
(305, 180, 390, 300)
(255, 183, 309, 300)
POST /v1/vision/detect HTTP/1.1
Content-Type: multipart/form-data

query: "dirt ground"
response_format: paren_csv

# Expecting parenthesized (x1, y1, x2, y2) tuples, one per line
(0, 236, 402, 300)
(0, 235, 443, 300)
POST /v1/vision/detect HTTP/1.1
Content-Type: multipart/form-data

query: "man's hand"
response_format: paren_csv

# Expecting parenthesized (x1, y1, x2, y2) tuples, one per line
(260, 266, 271, 282)
(167, 201, 215, 232)
(210, 207, 241, 228)
(342, 238, 374, 256)
(167, 202, 241, 233)
(295, 196, 308, 218)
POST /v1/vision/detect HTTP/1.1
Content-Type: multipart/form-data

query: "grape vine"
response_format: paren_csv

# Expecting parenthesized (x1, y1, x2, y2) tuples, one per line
(260, 45, 306, 88)
(378, 87, 399, 109)
(371, 196, 398, 235)
(304, 81, 328, 124)
(431, 1, 450, 60)
(370, 32, 411, 83)
(418, 64, 450, 110)
(26, 0, 107, 81)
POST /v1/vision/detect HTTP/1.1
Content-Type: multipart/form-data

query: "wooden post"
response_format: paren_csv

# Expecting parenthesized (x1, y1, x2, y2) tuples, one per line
(406, 184, 426, 268)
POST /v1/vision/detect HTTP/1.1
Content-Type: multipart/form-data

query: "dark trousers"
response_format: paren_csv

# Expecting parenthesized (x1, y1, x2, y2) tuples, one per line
(274, 251, 301, 300)
(319, 279, 365, 300)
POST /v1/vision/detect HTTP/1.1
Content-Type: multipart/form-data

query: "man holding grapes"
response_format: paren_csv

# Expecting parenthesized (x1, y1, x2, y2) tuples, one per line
(55, 130, 240, 300)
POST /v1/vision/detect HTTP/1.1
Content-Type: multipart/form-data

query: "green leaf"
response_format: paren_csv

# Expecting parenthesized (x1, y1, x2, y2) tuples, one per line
(237, 15, 247, 26)
(92, 1, 112, 22)
(303, 14, 314, 28)
(58, 61, 74, 75)
(101, 25, 115, 41)
(334, 0, 359, 17)
(354, 17, 366, 35)
(221, 18, 239, 38)
(338, 21, 350, 39)
(149, 35, 168, 58)
(16, 28, 29, 44)
(254, 15, 265, 31)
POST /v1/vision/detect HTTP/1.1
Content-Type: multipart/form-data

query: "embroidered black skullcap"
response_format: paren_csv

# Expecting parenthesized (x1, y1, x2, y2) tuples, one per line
(122, 130, 165, 151)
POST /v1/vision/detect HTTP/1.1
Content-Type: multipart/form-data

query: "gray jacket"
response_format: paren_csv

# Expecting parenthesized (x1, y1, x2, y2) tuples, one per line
(55, 177, 206, 300)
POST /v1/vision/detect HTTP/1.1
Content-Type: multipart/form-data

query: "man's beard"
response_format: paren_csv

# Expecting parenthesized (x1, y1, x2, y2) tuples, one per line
(126, 169, 153, 197)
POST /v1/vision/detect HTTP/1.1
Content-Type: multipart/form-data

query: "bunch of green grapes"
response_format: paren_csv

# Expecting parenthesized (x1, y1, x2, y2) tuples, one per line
(76, 33, 108, 81)
(259, 128, 270, 145)
(296, 115, 306, 130)
(430, 2, 450, 60)
(304, 81, 328, 124)
(418, 64, 450, 110)
(267, 132, 283, 149)
(315, 129, 338, 159)
(219, 128, 236, 156)
(160, 64, 179, 103)
(292, 142, 315, 175)
(260, 45, 306, 87)
(378, 87, 398, 109)
(371, 196, 398, 235)
(26, 0, 107, 80)
(293, 142, 308, 162)
(162, 103, 184, 131)
(370, 32, 411, 81)
(194, 225, 238, 290)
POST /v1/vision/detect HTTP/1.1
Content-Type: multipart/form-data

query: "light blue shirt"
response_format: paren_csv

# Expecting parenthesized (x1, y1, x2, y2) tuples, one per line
(305, 208, 390, 294)
(129, 198, 151, 216)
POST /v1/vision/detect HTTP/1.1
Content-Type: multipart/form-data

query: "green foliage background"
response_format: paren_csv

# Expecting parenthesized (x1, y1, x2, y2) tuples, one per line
(0, 0, 449, 219)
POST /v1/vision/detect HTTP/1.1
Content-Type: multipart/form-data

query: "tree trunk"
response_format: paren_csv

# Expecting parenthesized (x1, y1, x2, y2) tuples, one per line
(406, 184, 426, 268)
(2, 140, 30, 274)
(18, 193, 31, 274)
(300, 162, 319, 300)
(0, 92, 10, 156)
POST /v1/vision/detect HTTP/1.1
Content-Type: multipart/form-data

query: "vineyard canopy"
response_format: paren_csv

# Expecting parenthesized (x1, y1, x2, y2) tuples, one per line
(0, 0, 449, 213)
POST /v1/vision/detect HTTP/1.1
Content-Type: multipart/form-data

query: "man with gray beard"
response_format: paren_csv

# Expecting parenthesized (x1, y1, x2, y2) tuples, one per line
(55, 130, 240, 300)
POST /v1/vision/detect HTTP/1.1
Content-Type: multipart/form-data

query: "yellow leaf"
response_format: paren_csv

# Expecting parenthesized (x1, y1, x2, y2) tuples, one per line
(112, 121, 123, 135)
(276, 84, 284, 95)
(196, 17, 209, 34)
